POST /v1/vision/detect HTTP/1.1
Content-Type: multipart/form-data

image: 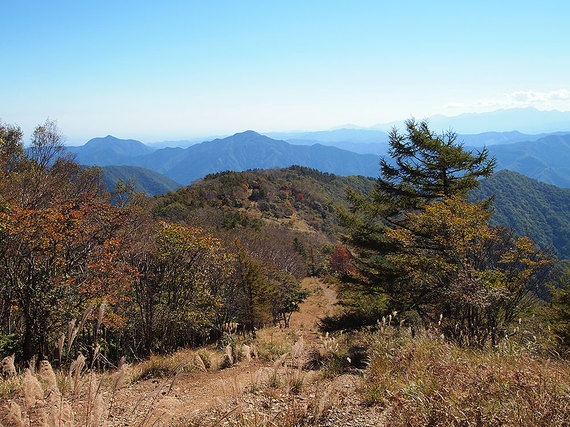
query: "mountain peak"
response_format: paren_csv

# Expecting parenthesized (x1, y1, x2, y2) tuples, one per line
(230, 130, 267, 139)
(223, 130, 279, 144)
(235, 130, 260, 136)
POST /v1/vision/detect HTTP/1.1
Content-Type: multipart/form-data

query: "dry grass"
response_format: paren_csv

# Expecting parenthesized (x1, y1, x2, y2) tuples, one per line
(254, 327, 297, 361)
(360, 327, 570, 425)
(128, 349, 202, 383)
(0, 357, 106, 426)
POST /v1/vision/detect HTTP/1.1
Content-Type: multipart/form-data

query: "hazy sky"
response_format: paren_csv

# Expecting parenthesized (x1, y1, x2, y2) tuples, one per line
(2, 1, 570, 143)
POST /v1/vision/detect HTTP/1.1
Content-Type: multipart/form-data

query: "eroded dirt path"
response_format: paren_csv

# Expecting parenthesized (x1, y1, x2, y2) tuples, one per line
(109, 277, 340, 425)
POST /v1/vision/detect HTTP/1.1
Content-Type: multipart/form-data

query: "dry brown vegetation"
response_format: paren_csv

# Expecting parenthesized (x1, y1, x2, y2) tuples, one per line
(3, 279, 568, 426)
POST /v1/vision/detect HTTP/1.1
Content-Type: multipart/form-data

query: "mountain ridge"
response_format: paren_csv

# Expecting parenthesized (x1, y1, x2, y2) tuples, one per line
(71, 131, 381, 185)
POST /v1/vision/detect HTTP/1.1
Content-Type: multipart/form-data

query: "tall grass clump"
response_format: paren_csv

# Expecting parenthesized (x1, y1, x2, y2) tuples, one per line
(360, 327, 570, 425)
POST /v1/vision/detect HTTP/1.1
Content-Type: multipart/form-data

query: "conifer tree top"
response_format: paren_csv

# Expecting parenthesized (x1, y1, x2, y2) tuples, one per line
(378, 119, 496, 209)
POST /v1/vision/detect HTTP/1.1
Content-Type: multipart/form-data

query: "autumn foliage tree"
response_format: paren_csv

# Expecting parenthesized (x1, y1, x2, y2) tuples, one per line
(233, 249, 277, 332)
(0, 119, 312, 364)
(340, 120, 496, 301)
(330, 244, 353, 276)
(386, 196, 550, 345)
(0, 120, 132, 361)
(129, 222, 234, 354)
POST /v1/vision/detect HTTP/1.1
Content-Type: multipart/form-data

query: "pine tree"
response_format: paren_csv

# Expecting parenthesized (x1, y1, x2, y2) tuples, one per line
(379, 119, 495, 210)
(339, 119, 496, 318)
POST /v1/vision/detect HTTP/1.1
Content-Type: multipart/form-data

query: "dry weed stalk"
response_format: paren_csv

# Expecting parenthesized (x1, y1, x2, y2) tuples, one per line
(85, 372, 107, 426)
(89, 392, 107, 427)
(107, 363, 127, 418)
(69, 354, 85, 394)
(57, 334, 66, 366)
(91, 345, 101, 369)
(96, 302, 106, 332)
(131, 355, 194, 425)
(65, 319, 76, 358)
(231, 374, 243, 399)
(316, 388, 332, 420)
(28, 356, 37, 375)
(145, 396, 181, 426)
(66, 304, 94, 360)
(224, 345, 234, 366)
(194, 354, 207, 372)
(291, 337, 305, 359)
(241, 344, 252, 362)
(43, 392, 74, 427)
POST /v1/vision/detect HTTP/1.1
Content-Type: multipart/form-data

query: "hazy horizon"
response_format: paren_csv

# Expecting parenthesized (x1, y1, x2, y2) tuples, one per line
(2, 1, 570, 143)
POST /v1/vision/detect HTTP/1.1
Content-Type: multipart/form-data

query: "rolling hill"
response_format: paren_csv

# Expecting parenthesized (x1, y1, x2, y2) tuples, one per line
(153, 165, 376, 235)
(92, 159, 570, 260)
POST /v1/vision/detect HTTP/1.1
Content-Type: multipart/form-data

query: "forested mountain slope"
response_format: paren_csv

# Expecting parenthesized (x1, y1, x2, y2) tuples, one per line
(471, 169, 570, 258)
(100, 165, 181, 196)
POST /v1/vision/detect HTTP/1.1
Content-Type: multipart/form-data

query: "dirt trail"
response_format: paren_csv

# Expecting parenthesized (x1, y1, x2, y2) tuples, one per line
(109, 277, 338, 425)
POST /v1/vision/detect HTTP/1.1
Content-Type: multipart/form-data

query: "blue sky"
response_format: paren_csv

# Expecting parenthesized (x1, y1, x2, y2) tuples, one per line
(2, 1, 569, 143)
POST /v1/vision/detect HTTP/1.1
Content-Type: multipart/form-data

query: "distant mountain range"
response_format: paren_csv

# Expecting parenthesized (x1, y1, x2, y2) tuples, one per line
(422, 108, 570, 134)
(143, 108, 570, 150)
(269, 130, 558, 155)
(70, 128, 570, 189)
(70, 131, 380, 185)
(487, 134, 570, 188)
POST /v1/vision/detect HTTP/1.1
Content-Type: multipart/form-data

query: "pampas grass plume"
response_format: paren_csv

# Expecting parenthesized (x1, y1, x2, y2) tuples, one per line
(1, 354, 17, 377)
(96, 301, 106, 331)
(89, 393, 108, 427)
(7, 400, 24, 427)
(22, 368, 44, 408)
(69, 354, 85, 392)
(58, 333, 66, 364)
(38, 360, 58, 392)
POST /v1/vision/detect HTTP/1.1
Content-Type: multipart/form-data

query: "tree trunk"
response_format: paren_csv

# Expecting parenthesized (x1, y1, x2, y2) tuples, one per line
(23, 317, 34, 362)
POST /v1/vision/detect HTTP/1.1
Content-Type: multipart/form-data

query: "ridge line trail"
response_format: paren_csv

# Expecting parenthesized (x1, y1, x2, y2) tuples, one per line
(110, 277, 337, 425)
